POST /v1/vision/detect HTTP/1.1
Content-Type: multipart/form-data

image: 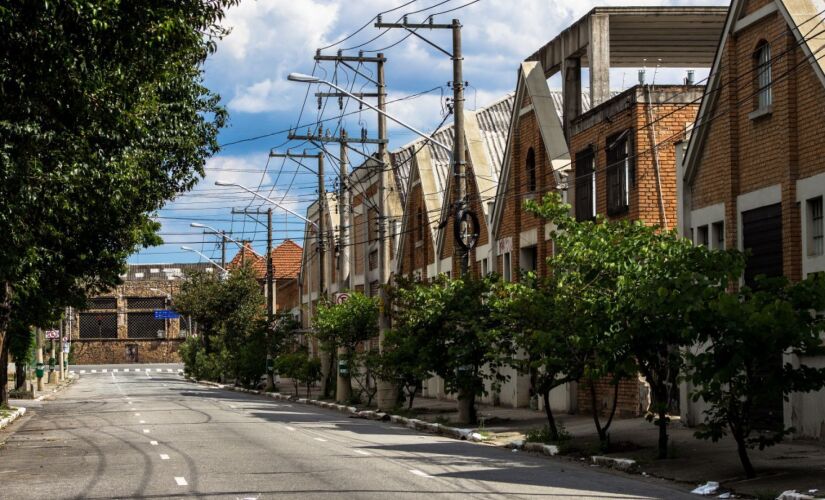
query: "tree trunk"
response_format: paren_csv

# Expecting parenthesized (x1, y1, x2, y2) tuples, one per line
(14, 360, 25, 390)
(0, 339, 8, 408)
(657, 406, 669, 459)
(458, 392, 476, 424)
(588, 379, 606, 444)
(542, 388, 559, 441)
(735, 434, 756, 478)
(407, 388, 415, 410)
(0, 282, 10, 407)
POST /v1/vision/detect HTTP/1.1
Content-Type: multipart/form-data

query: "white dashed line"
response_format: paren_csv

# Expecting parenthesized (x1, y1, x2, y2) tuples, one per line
(353, 450, 371, 456)
(128, 401, 133, 405)
(124, 368, 130, 372)
(102, 369, 108, 373)
(156, 368, 162, 372)
(112, 369, 118, 373)
(150, 441, 158, 446)
(139, 420, 146, 424)
(143, 429, 150, 434)
(410, 469, 432, 478)
(166, 369, 172, 373)
(313, 437, 327, 442)
(79, 370, 86, 374)
(285, 426, 296, 431)
(159, 454, 170, 460)
(174, 477, 188, 486)
(91, 370, 97, 373)
(134, 413, 140, 416)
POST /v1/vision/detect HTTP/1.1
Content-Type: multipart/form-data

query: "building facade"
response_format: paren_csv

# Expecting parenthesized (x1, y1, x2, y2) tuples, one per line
(681, 0, 825, 439)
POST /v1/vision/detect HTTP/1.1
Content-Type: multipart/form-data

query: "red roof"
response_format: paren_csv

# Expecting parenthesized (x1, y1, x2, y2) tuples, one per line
(227, 240, 302, 281)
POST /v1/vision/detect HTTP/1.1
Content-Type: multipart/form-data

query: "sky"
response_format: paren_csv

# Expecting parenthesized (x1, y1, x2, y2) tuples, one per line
(130, 0, 729, 265)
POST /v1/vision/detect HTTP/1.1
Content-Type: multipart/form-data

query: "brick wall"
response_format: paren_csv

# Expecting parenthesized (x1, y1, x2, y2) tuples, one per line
(576, 377, 643, 418)
(398, 175, 435, 280)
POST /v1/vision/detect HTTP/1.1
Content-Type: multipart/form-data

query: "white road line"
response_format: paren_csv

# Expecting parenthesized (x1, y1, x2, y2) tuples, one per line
(143, 429, 150, 434)
(139, 420, 146, 424)
(145, 368, 152, 372)
(409, 469, 432, 478)
(285, 426, 296, 431)
(156, 368, 162, 372)
(150, 441, 158, 446)
(229, 405, 236, 409)
(166, 369, 172, 373)
(124, 368, 130, 372)
(91, 370, 97, 373)
(159, 454, 170, 460)
(134, 413, 140, 416)
(174, 477, 188, 486)
(313, 437, 327, 442)
(128, 401, 133, 405)
(79, 370, 85, 374)
(102, 369, 108, 373)
(353, 449, 371, 456)
(112, 369, 118, 373)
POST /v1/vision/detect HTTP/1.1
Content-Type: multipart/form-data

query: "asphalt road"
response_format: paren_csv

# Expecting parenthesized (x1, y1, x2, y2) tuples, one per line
(0, 367, 698, 499)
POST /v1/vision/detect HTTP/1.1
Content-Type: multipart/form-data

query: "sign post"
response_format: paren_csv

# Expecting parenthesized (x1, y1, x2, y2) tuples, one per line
(153, 310, 181, 320)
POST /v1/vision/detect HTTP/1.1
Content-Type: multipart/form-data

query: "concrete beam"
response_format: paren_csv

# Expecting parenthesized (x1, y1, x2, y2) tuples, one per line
(563, 57, 582, 139)
(588, 13, 610, 107)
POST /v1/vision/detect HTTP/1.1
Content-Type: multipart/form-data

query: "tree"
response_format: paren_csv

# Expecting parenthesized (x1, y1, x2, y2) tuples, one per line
(174, 266, 268, 387)
(686, 274, 825, 478)
(390, 275, 504, 424)
(314, 292, 378, 403)
(490, 275, 587, 441)
(377, 327, 429, 410)
(0, 0, 235, 406)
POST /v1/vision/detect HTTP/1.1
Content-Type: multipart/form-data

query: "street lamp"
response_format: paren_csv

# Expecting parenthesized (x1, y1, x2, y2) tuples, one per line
(214, 181, 319, 229)
(190, 222, 264, 258)
(180, 245, 228, 274)
(287, 72, 452, 153)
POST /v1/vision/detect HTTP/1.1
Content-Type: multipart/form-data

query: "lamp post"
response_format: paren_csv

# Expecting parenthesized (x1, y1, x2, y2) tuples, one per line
(180, 246, 228, 277)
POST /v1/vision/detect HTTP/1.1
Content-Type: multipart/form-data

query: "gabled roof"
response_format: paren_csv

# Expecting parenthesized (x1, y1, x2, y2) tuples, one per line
(684, 0, 825, 185)
(298, 193, 339, 284)
(228, 242, 263, 271)
(227, 240, 302, 281)
(490, 61, 586, 238)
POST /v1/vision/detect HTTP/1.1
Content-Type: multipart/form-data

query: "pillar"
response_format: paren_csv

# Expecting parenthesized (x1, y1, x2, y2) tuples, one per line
(588, 13, 610, 107)
(563, 57, 582, 139)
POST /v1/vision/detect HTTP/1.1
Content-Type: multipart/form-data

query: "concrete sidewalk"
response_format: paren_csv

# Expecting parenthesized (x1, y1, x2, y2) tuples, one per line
(401, 395, 825, 498)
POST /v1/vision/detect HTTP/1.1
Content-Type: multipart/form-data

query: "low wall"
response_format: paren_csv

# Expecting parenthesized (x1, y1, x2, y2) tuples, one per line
(71, 339, 182, 365)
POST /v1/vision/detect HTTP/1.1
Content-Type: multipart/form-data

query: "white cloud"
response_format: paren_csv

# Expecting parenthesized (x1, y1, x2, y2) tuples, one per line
(228, 77, 296, 113)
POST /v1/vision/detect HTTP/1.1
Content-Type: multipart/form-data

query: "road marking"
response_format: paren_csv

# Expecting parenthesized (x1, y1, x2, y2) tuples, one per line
(159, 454, 170, 460)
(313, 437, 327, 442)
(229, 405, 236, 409)
(174, 477, 188, 486)
(353, 449, 371, 456)
(410, 469, 432, 478)
(166, 369, 172, 373)
(124, 368, 130, 372)
(128, 401, 133, 405)
(102, 369, 108, 373)
(79, 370, 85, 374)
(143, 429, 150, 434)
(150, 441, 158, 446)
(146, 368, 152, 372)
(134, 413, 140, 416)
(112, 369, 118, 373)
(156, 368, 162, 372)
(139, 420, 146, 424)
(285, 426, 296, 431)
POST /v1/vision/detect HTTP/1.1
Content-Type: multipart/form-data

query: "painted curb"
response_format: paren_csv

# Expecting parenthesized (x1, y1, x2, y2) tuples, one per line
(0, 407, 27, 430)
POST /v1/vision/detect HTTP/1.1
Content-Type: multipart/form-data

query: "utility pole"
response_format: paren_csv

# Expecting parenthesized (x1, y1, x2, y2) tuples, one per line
(266, 208, 275, 391)
(375, 17, 471, 277)
(221, 231, 227, 269)
(35, 327, 43, 392)
(338, 129, 350, 291)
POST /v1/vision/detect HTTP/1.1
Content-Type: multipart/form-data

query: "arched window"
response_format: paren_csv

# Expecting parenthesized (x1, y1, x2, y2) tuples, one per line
(754, 41, 772, 110)
(526, 147, 537, 192)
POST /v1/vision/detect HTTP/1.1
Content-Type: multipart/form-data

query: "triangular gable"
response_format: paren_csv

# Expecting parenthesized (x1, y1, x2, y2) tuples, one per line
(491, 61, 571, 238)
(685, 0, 825, 185)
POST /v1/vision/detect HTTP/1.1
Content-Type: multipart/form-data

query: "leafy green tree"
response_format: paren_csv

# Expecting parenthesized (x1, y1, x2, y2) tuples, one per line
(490, 276, 587, 441)
(314, 292, 378, 402)
(377, 327, 429, 410)
(390, 275, 503, 424)
(686, 274, 825, 478)
(174, 266, 267, 387)
(0, 0, 236, 406)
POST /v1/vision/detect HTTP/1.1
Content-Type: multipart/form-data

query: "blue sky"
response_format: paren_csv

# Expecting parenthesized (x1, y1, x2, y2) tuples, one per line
(130, 0, 728, 265)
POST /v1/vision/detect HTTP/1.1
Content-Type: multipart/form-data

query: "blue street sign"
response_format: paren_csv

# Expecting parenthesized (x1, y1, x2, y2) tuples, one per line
(154, 309, 181, 320)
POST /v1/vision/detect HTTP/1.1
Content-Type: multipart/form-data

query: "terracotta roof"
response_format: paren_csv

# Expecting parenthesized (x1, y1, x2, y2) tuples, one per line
(228, 240, 302, 281)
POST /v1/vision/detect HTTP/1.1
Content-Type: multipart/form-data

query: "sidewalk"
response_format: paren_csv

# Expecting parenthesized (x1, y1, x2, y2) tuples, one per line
(402, 395, 825, 498)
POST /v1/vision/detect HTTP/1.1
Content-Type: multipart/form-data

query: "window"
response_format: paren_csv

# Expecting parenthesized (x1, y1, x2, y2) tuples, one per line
(127, 297, 166, 310)
(481, 258, 489, 276)
(127, 312, 166, 339)
(503, 252, 512, 282)
(712, 221, 725, 250)
(696, 225, 709, 248)
(606, 131, 632, 215)
(88, 297, 116, 310)
(79, 313, 118, 339)
(520, 246, 538, 273)
(575, 147, 596, 221)
(809, 196, 824, 256)
(416, 208, 424, 241)
(755, 42, 772, 109)
(369, 250, 378, 270)
(526, 147, 537, 192)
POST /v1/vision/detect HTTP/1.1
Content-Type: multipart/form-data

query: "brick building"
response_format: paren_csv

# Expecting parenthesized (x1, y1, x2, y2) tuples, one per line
(228, 239, 303, 315)
(299, 193, 340, 329)
(680, 0, 825, 439)
(69, 263, 213, 364)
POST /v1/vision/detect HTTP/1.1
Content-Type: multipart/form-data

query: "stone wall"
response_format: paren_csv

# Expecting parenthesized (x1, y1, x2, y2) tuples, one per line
(71, 339, 182, 365)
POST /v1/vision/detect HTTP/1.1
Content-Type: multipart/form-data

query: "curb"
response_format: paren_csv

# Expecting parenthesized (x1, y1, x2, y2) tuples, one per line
(0, 407, 27, 430)
(187, 377, 492, 444)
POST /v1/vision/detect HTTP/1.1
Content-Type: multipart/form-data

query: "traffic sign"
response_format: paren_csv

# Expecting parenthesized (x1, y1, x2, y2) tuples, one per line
(154, 309, 181, 319)
(44, 329, 60, 339)
(334, 293, 350, 305)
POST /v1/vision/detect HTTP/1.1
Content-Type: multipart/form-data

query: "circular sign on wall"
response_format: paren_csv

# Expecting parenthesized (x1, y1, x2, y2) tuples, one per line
(335, 293, 350, 305)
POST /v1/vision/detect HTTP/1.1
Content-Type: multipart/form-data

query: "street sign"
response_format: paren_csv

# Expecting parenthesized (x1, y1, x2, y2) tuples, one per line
(154, 309, 181, 320)
(62, 341, 71, 354)
(334, 293, 350, 305)
(44, 329, 60, 339)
